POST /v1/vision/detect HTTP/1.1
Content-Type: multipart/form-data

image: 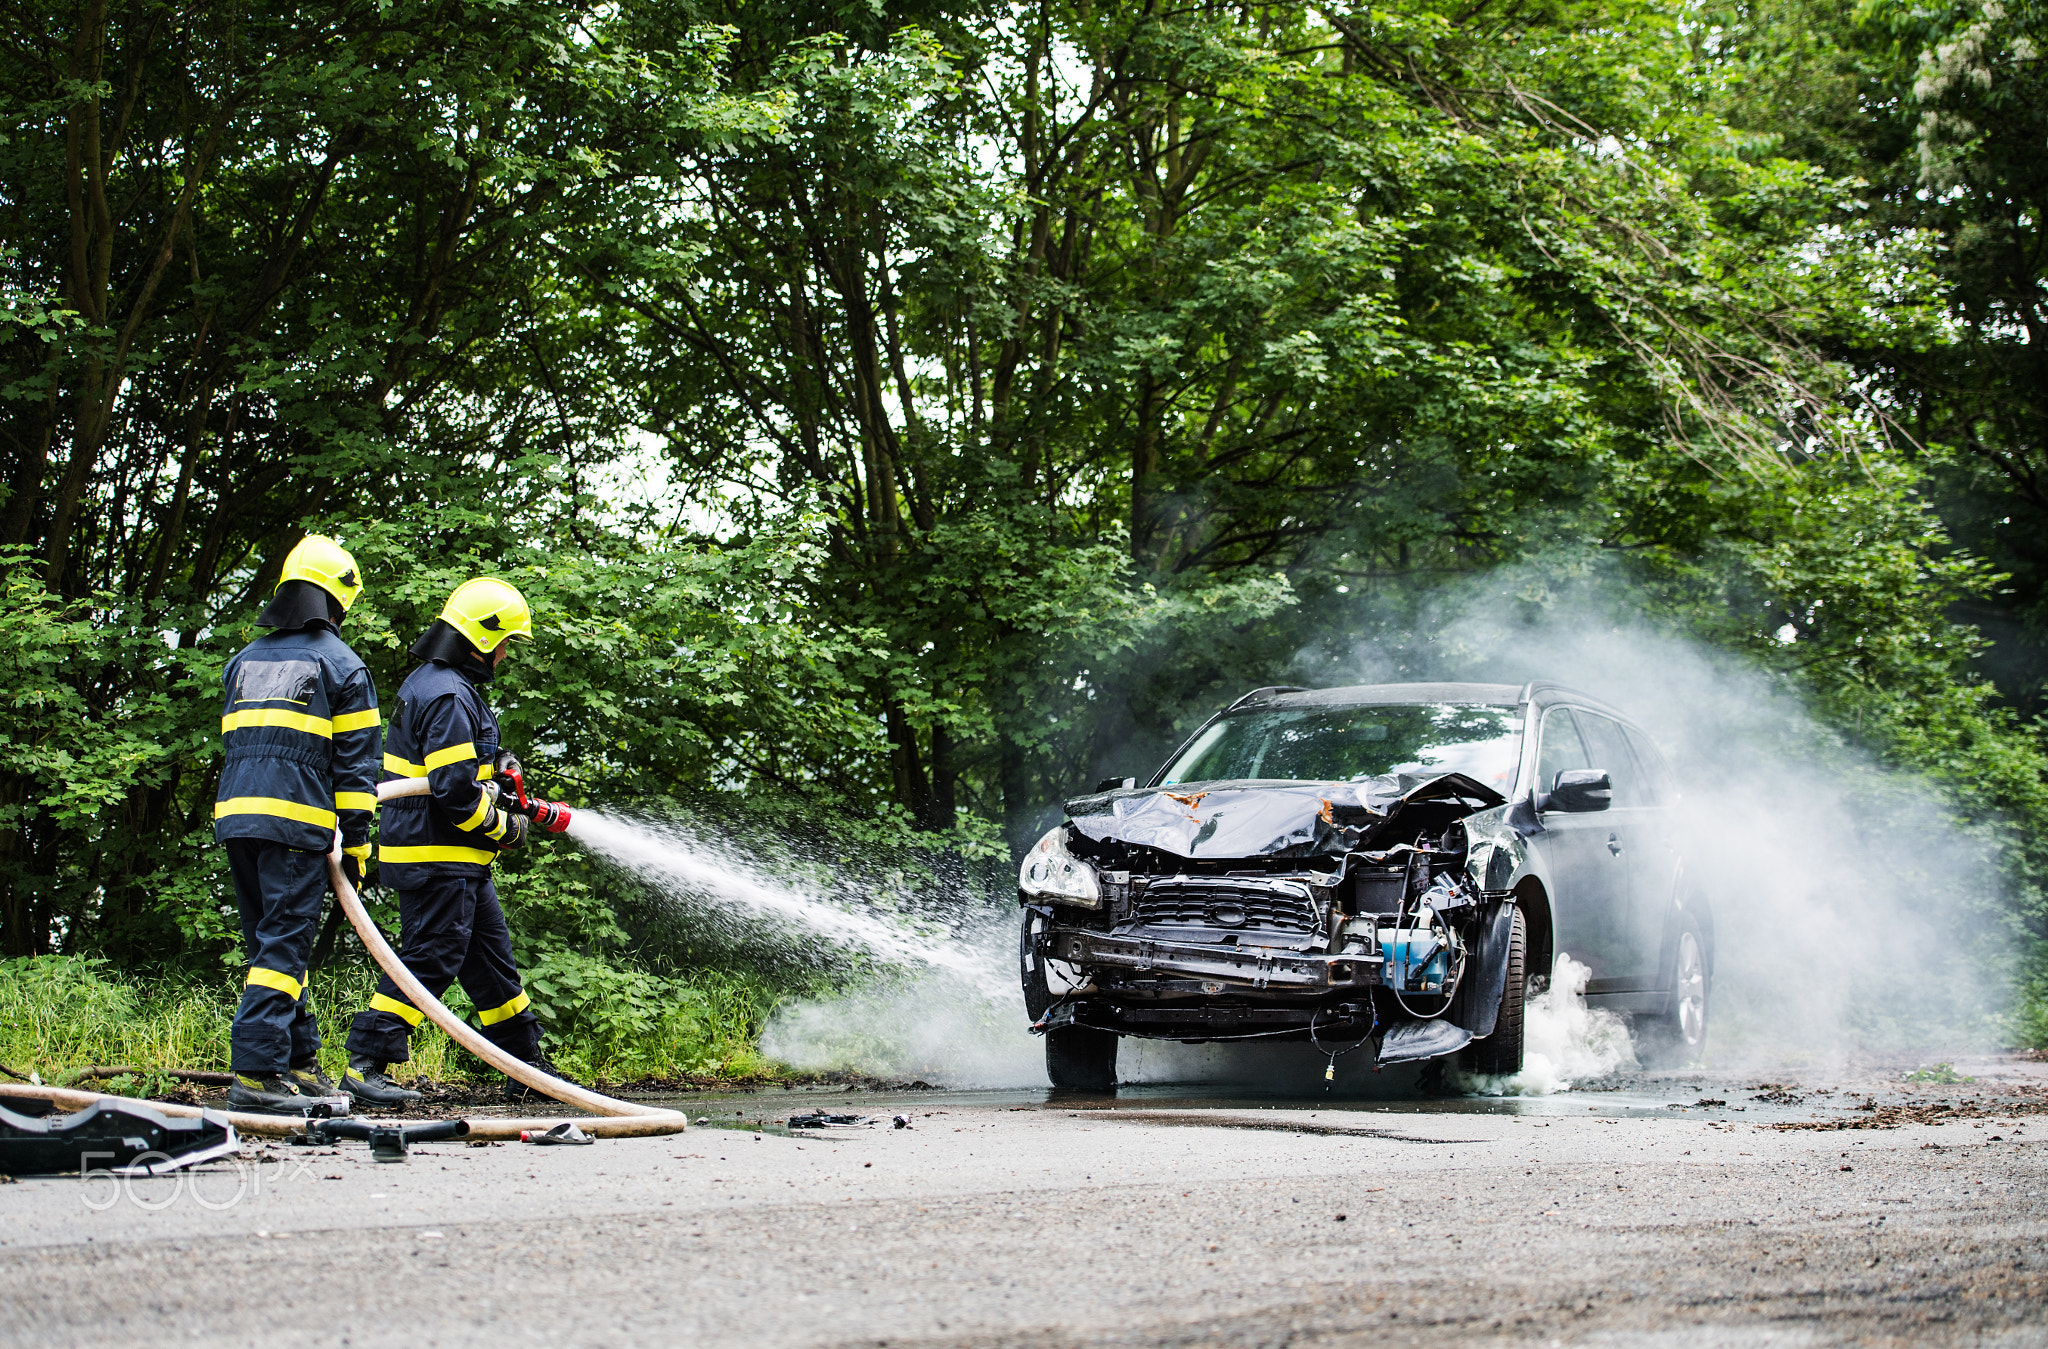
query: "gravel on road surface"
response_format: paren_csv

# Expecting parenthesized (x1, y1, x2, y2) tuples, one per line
(3, 1058, 2045, 1349)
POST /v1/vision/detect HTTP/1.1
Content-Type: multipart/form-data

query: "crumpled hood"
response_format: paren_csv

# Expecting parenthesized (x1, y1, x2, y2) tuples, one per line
(1064, 774, 1504, 860)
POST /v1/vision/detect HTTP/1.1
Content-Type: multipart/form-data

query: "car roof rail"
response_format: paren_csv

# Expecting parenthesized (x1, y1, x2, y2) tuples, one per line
(1227, 685, 1308, 710)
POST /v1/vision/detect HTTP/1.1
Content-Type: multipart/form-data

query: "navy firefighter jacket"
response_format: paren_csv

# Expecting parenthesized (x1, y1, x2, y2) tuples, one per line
(377, 659, 511, 888)
(214, 625, 380, 863)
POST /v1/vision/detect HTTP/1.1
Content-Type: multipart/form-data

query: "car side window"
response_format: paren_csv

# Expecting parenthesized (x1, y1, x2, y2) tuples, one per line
(1623, 725, 1677, 805)
(1575, 712, 1644, 807)
(1536, 707, 1591, 793)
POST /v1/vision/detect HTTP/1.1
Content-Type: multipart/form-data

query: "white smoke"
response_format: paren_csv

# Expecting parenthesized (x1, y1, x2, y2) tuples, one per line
(1295, 573, 2015, 1066)
(1456, 955, 1636, 1095)
(759, 973, 1043, 1088)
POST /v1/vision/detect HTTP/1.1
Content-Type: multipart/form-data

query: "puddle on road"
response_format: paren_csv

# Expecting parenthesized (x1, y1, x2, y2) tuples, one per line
(648, 1075, 1869, 1132)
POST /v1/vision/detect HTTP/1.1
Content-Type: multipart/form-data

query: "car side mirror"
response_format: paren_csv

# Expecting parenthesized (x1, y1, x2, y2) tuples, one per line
(1539, 768, 1612, 814)
(1094, 776, 1137, 792)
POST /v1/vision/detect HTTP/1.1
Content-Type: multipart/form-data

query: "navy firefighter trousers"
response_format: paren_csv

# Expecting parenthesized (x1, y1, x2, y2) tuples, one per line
(344, 872, 541, 1064)
(225, 838, 327, 1074)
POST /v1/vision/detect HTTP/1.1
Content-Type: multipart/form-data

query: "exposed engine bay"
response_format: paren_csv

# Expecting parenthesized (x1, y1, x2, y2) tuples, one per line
(1020, 774, 1522, 1068)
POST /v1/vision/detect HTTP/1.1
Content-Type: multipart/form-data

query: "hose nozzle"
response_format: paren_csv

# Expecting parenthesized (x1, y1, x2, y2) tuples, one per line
(501, 760, 573, 833)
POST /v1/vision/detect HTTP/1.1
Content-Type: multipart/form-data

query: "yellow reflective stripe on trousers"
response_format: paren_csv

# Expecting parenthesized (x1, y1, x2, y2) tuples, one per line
(369, 992, 425, 1026)
(222, 709, 331, 737)
(215, 797, 338, 829)
(383, 753, 427, 778)
(377, 844, 497, 866)
(456, 791, 493, 832)
(423, 741, 477, 772)
(247, 966, 304, 1000)
(335, 791, 377, 813)
(478, 991, 530, 1026)
(331, 708, 379, 733)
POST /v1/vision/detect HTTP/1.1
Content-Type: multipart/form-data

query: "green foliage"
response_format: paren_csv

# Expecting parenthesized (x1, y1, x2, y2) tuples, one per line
(2, 0, 2044, 1051)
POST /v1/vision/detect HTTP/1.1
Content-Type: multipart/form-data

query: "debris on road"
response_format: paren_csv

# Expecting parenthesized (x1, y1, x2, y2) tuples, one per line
(524, 1122, 594, 1146)
(786, 1113, 868, 1138)
(0, 1096, 239, 1175)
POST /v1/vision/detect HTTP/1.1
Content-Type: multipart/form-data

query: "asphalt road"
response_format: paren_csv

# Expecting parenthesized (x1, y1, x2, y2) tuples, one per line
(4, 1059, 2046, 1348)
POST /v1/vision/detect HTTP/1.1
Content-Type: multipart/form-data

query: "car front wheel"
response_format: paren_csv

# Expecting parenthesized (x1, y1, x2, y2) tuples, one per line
(1464, 904, 1527, 1076)
(1046, 1024, 1118, 1093)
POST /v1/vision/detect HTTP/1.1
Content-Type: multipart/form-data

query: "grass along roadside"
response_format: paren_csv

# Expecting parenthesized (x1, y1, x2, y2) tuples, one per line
(0, 954, 788, 1091)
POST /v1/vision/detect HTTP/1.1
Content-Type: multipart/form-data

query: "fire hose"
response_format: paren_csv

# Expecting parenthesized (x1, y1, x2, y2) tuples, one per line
(0, 776, 688, 1141)
(324, 775, 685, 1132)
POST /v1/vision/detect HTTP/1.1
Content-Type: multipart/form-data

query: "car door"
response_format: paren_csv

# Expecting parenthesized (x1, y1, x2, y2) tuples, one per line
(1531, 706, 1631, 981)
(1574, 710, 1662, 987)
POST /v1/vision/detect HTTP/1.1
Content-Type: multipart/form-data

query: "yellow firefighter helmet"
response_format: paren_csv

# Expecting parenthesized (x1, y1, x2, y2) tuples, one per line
(277, 535, 363, 611)
(440, 578, 534, 654)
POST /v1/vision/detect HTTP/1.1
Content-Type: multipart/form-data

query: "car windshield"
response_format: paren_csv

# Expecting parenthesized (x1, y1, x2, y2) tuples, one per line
(1158, 702, 1524, 794)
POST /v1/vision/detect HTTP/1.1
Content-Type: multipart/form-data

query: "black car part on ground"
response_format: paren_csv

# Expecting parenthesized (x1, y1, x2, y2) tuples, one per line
(1027, 772, 1523, 1066)
(291, 1116, 468, 1162)
(0, 1096, 240, 1176)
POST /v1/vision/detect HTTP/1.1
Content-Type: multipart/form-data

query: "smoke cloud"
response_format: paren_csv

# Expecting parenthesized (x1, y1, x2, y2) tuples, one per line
(1293, 570, 2015, 1066)
(593, 568, 2015, 1089)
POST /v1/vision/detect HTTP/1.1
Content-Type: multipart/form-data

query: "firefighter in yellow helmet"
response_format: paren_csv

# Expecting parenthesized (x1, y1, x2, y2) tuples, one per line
(342, 578, 565, 1104)
(215, 535, 377, 1114)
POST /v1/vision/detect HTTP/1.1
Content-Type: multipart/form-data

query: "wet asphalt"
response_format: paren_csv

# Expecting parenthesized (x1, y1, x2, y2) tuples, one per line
(2, 1058, 2046, 1348)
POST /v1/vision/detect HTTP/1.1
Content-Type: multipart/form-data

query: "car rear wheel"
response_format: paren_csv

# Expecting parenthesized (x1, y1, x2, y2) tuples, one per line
(1635, 915, 1709, 1068)
(1046, 1025, 1118, 1093)
(1464, 904, 1527, 1076)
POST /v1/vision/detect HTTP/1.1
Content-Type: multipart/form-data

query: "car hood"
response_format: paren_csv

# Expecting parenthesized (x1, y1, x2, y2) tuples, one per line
(1063, 774, 1505, 860)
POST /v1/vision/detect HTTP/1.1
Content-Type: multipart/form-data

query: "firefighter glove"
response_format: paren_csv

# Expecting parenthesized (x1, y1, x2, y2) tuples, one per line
(496, 809, 529, 851)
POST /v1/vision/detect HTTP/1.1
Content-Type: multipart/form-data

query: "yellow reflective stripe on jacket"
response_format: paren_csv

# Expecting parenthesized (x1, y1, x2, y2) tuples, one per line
(478, 991, 530, 1026)
(247, 966, 304, 1000)
(423, 741, 478, 772)
(383, 753, 427, 778)
(331, 708, 379, 733)
(343, 843, 371, 863)
(378, 844, 497, 866)
(335, 791, 377, 813)
(477, 764, 496, 781)
(222, 709, 332, 737)
(456, 792, 494, 833)
(368, 992, 425, 1026)
(215, 797, 338, 829)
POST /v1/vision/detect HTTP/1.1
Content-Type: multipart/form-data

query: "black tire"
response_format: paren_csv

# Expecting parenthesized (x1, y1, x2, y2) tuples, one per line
(1635, 912, 1709, 1068)
(1464, 905, 1527, 1076)
(1046, 1024, 1119, 1093)
(1019, 909, 1054, 1021)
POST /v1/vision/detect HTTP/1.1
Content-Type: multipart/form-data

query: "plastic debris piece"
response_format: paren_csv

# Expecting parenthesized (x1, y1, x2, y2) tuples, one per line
(522, 1122, 593, 1146)
(788, 1113, 868, 1130)
(0, 1097, 239, 1176)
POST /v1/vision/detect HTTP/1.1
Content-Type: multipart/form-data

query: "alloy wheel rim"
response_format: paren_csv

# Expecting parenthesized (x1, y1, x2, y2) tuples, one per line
(1675, 932, 1706, 1044)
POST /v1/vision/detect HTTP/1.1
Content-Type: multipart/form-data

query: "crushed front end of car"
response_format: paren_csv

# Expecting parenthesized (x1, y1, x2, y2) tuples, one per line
(1019, 773, 1526, 1087)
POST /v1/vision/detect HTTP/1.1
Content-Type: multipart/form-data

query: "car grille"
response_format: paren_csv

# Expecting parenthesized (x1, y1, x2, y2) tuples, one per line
(1133, 878, 1321, 934)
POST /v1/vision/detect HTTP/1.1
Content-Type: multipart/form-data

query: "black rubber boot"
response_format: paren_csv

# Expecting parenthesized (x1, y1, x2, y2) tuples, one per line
(227, 1072, 312, 1115)
(341, 1057, 423, 1108)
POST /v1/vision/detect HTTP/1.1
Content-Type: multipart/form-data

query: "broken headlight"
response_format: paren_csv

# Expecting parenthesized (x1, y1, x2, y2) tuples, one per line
(1018, 825, 1102, 908)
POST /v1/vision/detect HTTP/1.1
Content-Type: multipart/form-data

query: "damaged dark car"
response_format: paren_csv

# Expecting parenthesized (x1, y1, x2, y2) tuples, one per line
(1017, 683, 1712, 1091)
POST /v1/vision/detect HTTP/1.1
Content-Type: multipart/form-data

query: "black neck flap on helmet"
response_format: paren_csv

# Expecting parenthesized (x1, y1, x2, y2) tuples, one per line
(257, 579, 345, 632)
(409, 618, 495, 683)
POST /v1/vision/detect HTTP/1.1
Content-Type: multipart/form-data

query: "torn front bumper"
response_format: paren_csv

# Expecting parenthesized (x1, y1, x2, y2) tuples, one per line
(1046, 928, 1384, 991)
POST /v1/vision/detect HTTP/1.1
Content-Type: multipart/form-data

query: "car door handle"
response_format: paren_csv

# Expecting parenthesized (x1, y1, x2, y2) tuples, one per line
(1606, 833, 1623, 857)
